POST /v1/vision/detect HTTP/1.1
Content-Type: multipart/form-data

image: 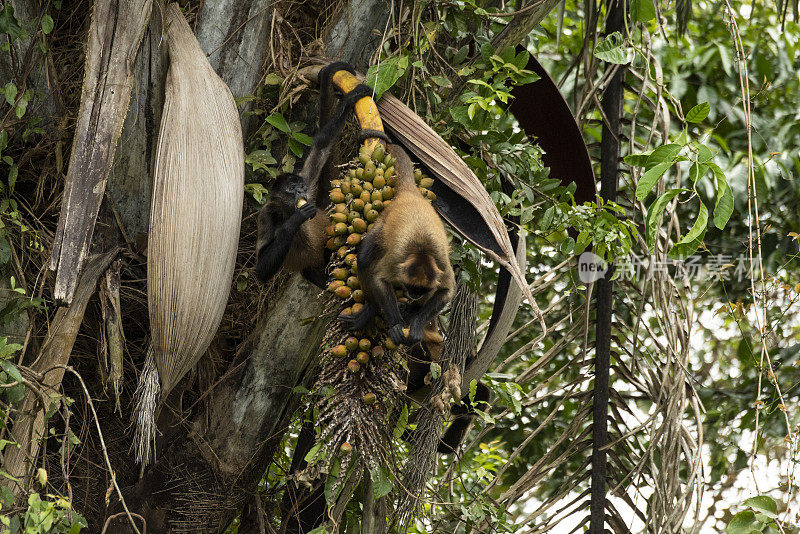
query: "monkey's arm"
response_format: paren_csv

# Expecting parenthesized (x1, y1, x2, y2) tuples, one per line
(255, 203, 317, 282)
(407, 287, 453, 344)
(356, 229, 406, 344)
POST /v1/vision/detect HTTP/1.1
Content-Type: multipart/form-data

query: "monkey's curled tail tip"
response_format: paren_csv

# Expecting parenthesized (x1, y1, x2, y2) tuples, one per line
(132, 346, 160, 467)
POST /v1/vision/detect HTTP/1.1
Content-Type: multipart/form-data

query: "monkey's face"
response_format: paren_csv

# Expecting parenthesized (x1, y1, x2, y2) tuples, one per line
(272, 173, 309, 211)
(399, 252, 442, 302)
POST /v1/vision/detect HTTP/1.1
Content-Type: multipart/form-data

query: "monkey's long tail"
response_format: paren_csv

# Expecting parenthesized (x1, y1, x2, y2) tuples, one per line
(132, 345, 160, 467)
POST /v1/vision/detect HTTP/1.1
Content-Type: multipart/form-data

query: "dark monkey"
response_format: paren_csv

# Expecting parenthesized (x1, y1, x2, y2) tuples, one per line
(255, 63, 373, 286)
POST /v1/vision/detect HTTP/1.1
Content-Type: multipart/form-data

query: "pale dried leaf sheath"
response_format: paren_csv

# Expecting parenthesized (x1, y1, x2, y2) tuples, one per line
(49, 0, 152, 303)
(149, 3, 244, 397)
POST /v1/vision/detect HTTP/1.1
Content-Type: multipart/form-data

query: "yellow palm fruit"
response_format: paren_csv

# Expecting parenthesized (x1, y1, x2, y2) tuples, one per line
(356, 352, 370, 365)
(331, 212, 347, 224)
(334, 285, 352, 299)
(347, 360, 361, 373)
(352, 289, 364, 302)
(330, 189, 345, 203)
(351, 198, 365, 212)
(328, 280, 345, 291)
(352, 218, 367, 233)
(347, 233, 361, 246)
(332, 267, 348, 280)
(363, 392, 377, 404)
(331, 345, 348, 358)
(345, 337, 359, 351)
(420, 177, 434, 189)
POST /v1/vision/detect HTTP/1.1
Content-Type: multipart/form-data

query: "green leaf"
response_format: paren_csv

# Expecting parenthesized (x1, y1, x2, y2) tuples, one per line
(288, 137, 303, 158)
(292, 131, 313, 146)
(743, 496, 778, 519)
(646, 143, 682, 168)
(41, 14, 54, 34)
(635, 162, 672, 201)
(677, 201, 708, 244)
(713, 169, 734, 229)
(370, 467, 393, 499)
(0, 5, 24, 41)
(0, 360, 22, 384)
(365, 55, 408, 99)
(263, 72, 283, 85)
(687, 163, 708, 183)
(3, 82, 16, 106)
(645, 188, 685, 249)
(430, 75, 452, 88)
(265, 113, 291, 133)
(14, 90, 29, 118)
(631, 0, 656, 22)
(7, 165, 16, 192)
(686, 102, 710, 123)
(668, 227, 706, 259)
(0, 485, 14, 508)
(393, 404, 409, 440)
(245, 150, 277, 171)
(593, 32, 634, 64)
(303, 442, 322, 465)
(624, 153, 650, 167)
(726, 510, 760, 534)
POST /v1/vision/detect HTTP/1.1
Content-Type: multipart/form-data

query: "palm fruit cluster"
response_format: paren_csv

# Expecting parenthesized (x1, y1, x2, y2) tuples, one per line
(322, 142, 436, 362)
(311, 140, 435, 474)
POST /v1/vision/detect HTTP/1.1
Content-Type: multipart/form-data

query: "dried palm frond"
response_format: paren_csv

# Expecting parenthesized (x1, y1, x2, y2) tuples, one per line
(133, 2, 244, 465)
(375, 94, 541, 327)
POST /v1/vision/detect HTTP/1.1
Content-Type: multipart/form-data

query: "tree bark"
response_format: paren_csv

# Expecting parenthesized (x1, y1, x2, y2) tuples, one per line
(49, 0, 152, 303)
(92, 1, 393, 532)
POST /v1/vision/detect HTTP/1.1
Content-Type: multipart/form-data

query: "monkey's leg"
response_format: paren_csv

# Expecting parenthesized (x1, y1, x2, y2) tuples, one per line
(437, 381, 491, 454)
(299, 83, 374, 188)
(280, 420, 326, 533)
(255, 208, 314, 282)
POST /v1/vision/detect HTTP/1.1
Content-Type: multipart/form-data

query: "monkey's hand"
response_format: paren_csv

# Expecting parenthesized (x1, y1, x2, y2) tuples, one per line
(296, 201, 318, 221)
(407, 322, 425, 345)
(339, 302, 375, 331)
(388, 324, 406, 346)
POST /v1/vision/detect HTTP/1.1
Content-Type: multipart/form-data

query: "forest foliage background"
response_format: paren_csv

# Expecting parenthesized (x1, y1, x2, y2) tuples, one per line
(0, 0, 797, 532)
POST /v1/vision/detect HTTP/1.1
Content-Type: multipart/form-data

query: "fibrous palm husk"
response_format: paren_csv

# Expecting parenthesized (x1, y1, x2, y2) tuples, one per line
(133, 2, 244, 465)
